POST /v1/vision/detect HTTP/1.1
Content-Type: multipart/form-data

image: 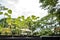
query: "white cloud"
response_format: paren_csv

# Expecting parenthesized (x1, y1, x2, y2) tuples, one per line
(0, 0, 48, 18)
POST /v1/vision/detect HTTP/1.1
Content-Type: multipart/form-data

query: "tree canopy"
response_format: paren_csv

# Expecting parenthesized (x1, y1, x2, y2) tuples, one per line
(39, 0, 60, 25)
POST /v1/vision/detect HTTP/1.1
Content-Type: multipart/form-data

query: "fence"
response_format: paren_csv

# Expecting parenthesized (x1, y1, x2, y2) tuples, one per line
(0, 36, 60, 40)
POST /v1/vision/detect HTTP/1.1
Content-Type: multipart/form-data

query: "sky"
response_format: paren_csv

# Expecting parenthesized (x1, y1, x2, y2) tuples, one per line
(0, 0, 48, 19)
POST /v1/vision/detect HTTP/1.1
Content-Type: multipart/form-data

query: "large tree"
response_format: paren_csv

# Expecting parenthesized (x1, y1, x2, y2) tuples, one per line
(39, 0, 60, 25)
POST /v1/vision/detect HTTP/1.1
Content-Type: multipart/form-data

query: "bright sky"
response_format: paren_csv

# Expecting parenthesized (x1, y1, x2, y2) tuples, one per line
(0, 0, 48, 18)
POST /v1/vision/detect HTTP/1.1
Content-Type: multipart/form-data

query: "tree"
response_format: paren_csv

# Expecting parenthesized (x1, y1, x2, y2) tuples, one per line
(39, 0, 60, 35)
(39, 0, 60, 25)
(39, 0, 58, 9)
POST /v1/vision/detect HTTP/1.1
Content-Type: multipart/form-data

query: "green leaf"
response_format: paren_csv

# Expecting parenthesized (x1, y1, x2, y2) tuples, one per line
(6, 18, 11, 25)
(4, 13, 8, 16)
(3, 8, 8, 10)
(8, 10, 12, 14)
(4, 13, 11, 18)
(0, 12, 3, 15)
(8, 15, 11, 18)
(31, 15, 36, 19)
(26, 16, 31, 21)
(21, 16, 24, 20)
(18, 16, 21, 19)
(31, 15, 39, 20)
(0, 27, 3, 32)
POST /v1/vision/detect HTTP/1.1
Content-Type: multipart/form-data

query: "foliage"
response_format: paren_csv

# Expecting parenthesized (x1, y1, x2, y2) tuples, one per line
(0, 0, 60, 36)
(0, 12, 3, 15)
(39, 0, 58, 9)
(39, 0, 60, 24)
(0, 6, 40, 36)
(39, 0, 60, 36)
(8, 10, 12, 14)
